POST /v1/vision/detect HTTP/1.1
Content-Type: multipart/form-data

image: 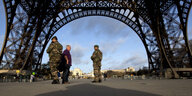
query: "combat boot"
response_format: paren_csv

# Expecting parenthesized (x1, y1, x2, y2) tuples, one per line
(92, 81, 99, 83)
(92, 81, 96, 83)
(55, 79, 60, 84)
(52, 79, 60, 84)
(52, 80, 57, 84)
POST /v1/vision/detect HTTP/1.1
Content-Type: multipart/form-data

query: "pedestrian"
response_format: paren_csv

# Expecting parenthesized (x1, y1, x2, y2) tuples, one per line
(131, 74, 134, 80)
(91, 45, 103, 83)
(62, 45, 72, 84)
(30, 74, 34, 83)
(103, 72, 107, 81)
(46, 36, 63, 84)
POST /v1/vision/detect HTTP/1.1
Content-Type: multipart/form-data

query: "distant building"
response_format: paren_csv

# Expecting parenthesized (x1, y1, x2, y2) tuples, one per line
(101, 69, 125, 73)
(126, 67, 135, 72)
(83, 72, 94, 78)
(100, 67, 136, 78)
(71, 68, 83, 77)
(69, 67, 135, 79)
(101, 67, 135, 73)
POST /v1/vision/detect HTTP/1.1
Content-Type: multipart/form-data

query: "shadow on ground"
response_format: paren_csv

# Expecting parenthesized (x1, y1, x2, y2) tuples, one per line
(36, 83, 160, 96)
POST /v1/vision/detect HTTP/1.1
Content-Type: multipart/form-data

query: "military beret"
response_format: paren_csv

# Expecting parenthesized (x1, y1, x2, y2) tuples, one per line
(52, 36, 58, 40)
(94, 45, 99, 48)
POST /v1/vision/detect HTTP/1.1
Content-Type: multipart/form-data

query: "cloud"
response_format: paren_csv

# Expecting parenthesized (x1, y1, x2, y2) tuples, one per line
(188, 27, 192, 40)
(71, 43, 89, 65)
(0, 1, 4, 16)
(68, 16, 129, 38)
(86, 17, 128, 36)
(106, 54, 148, 71)
(0, 35, 5, 50)
(100, 36, 129, 55)
(0, 35, 4, 43)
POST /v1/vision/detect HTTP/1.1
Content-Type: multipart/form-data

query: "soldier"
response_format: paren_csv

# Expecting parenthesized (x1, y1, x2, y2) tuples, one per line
(91, 45, 103, 83)
(47, 36, 63, 84)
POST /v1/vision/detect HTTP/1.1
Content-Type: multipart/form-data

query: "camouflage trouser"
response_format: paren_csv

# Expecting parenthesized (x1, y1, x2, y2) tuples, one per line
(93, 62, 102, 82)
(49, 61, 59, 80)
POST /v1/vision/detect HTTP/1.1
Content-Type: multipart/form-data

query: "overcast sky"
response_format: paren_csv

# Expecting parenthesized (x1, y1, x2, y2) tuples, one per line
(0, 1, 191, 73)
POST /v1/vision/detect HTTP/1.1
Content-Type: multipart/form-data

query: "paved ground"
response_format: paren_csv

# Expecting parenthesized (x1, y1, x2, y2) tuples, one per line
(0, 79, 192, 96)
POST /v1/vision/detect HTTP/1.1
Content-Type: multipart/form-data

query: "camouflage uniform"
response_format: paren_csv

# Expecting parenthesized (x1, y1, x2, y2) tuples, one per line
(91, 49, 103, 82)
(47, 41, 63, 80)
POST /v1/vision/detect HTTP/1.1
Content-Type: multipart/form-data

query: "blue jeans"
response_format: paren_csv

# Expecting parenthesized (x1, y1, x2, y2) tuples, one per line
(62, 67, 70, 83)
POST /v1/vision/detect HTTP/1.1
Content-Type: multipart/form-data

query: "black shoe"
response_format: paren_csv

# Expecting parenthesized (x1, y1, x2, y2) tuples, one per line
(52, 80, 60, 84)
(62, 81, 65, 84)
(99, 80, 102, 83)
(92, 81, 99, 83)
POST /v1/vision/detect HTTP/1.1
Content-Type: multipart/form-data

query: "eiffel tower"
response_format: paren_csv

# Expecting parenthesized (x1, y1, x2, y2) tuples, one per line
(0, 0, 192, 78)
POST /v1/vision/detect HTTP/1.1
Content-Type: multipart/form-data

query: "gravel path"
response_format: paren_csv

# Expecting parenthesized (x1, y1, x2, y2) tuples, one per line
(0, 79, 192, 96)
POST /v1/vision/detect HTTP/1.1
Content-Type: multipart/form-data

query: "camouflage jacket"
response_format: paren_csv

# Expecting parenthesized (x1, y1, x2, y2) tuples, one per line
(47, 41, 63, 61)
(91, 49, 103, 62)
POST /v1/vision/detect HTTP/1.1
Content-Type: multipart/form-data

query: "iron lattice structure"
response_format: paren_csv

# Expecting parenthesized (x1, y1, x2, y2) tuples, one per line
(0, 0, 192, 78)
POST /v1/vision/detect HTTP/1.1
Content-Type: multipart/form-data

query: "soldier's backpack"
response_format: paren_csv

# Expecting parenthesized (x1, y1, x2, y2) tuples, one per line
(57, 54, 66, 72)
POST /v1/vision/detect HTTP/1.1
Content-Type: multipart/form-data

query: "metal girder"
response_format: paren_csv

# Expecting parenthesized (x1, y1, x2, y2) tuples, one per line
(0, 0, 192, 78)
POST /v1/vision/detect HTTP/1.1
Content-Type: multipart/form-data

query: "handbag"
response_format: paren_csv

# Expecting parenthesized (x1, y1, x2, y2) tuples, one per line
(57, 61, 65, 72)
